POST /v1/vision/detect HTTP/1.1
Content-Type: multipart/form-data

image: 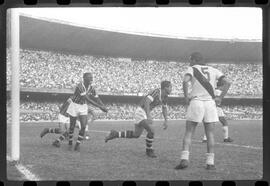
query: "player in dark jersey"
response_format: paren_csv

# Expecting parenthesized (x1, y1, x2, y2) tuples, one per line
(105, 81, 172, 158)
(58, 72, 108, 152)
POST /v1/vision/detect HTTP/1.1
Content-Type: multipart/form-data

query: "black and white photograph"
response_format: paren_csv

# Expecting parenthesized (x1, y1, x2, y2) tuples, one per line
(6, 7, 262, 180)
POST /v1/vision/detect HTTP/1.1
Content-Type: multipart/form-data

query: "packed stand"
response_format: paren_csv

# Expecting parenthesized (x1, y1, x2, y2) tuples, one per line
(6, 49, 262, 96)
(6, 101, 262, 122)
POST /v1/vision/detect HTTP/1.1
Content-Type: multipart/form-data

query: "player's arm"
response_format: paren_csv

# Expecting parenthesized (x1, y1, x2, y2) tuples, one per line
(183, 74, 192, 105)
(93, 92, 106, 107)
(162, 104, 168, 130)
(217, 77, 231, 100)
(143, 97, 153, 121)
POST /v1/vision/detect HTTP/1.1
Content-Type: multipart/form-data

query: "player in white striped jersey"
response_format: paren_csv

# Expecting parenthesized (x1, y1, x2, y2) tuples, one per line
(175, 52, 231, 170)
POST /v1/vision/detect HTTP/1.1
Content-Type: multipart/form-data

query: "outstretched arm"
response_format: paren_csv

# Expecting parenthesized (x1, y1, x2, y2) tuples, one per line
(84, 95, 108, 113)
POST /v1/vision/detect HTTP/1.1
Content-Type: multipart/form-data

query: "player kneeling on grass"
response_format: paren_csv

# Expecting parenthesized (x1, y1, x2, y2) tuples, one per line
(202, 89, 233, 143)
(174, 52, 231, 170)
(40, 105, 96, 145)
(40, 97, 75, 140)
(105, 80, 172, 158)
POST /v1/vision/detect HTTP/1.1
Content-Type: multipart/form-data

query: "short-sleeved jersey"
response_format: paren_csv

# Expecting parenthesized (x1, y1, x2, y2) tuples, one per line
(185, 65, 224, 100)
(139, 88, 168, 111)
(70, 82, 96, 104)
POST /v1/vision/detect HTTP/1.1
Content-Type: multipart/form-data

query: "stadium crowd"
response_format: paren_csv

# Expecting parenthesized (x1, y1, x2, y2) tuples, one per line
(6, 101, 262, 122)
(6, 49, 262, 96)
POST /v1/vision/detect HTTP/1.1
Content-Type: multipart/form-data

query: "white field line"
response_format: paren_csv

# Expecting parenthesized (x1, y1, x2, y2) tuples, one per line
(7, 156, 40, 181)
(88, 129, 262, 150)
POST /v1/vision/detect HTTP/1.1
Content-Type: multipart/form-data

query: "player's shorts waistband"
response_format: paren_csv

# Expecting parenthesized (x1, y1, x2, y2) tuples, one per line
(72, 100, 86, 105)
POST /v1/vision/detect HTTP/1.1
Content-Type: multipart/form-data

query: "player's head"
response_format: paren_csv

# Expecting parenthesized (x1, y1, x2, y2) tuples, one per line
(83, 72, 93, 84)
(189, 52, 204, 66)
(161, 80, 172, 95)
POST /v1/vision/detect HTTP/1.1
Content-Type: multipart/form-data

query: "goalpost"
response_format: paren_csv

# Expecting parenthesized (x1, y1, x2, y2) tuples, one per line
(10, 8, 20, 162)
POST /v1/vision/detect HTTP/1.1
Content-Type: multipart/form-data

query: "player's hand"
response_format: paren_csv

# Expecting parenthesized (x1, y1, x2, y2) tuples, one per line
(184, 96, 191, 105)
(163, 120, 168, 130)
(215, 96, 222, 106)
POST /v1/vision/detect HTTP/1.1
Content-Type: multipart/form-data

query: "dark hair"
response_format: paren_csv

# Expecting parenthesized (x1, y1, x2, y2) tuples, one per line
(161, 80, 171, 89)
(190, 52, 203, 62)
(83, 72, 92, 78)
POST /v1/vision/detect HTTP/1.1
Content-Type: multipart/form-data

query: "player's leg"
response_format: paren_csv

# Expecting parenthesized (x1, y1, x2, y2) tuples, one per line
(175, 99, 203, 169)
(68, 116, 77, 146)
(204, 122, 216, 170)
(74, 115, 87, 152)
(175, 120, 198, 169)
(140, 119, 157, 158)
(202, 100, 219, 170)
(52, 121, 70, 146)
(105, 122, 144, 142)
(105, 107, 145, 142)
(41, 113, 69, 138)
(219, 116, 233, 142)
(85, 110, 96, 140)
(40, 126, 62, 138)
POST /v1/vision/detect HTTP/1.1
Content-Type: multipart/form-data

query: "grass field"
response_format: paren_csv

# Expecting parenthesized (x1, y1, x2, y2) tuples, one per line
(7, 120, 262, 180)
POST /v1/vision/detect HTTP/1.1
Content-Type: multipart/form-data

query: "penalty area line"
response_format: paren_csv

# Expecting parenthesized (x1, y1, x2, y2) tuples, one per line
(7, 156, 41, 181)
(88, 129, 262, 150)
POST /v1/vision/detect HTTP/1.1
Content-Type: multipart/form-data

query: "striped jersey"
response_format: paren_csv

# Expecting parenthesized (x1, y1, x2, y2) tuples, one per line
(185, 65, 224, 100)
(139, 88, 168, 111)
(70, 82, 97, 104)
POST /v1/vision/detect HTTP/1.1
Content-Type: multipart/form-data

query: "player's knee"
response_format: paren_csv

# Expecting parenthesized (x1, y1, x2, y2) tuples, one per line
(146, 131, 154, 139)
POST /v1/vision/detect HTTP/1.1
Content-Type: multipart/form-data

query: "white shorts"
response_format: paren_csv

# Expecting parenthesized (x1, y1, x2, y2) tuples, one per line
(186, 99, 219, 123)
(66, 101, 88, 117)
(217, 106, 225, 117)
(134, 107, 147, 124)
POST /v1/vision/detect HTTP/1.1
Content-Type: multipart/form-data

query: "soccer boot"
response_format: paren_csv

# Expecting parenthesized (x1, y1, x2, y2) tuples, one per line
(52, 140, 61, 148)
(206, 164, 216, 170)
(146, 149, 157, 158)
(175, 159, 189, 170)
(74, 143, 80, 152)
(224, 137, 233, 143)
(105, 130, 118, 143)
(40, 128, 49, 138)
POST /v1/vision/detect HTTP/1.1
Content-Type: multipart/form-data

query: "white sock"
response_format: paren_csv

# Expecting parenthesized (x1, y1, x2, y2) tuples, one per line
(206, 153, 215, 165)
(203, 135, 207, 141)
(181, 151, 190, 160)
(85, 124, 89, 132)
(222, 126, 229, 139)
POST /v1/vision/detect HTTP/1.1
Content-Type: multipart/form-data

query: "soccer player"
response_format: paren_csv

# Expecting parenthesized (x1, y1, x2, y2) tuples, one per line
(64, 72, 108, 152)
(40, 101, 96, 145)
(174, 52, 231, 170)
(105, 81, 172, 158)
(202, 88, 233, 143)
(40, 97, 74, 140)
